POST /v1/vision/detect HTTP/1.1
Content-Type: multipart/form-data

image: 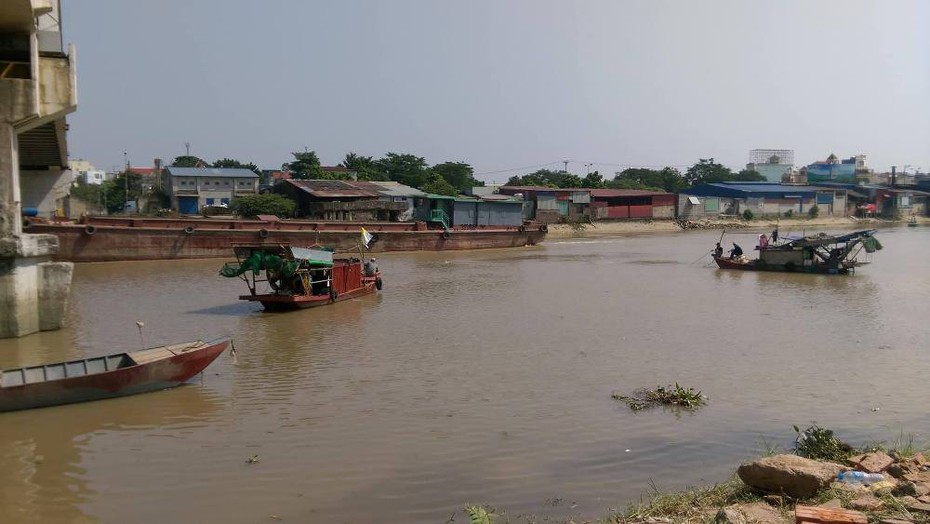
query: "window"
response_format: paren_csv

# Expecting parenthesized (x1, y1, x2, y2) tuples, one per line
(703, 198, 719, 212)
(225, 181, 230, 186)
(206, 198, 215, 206)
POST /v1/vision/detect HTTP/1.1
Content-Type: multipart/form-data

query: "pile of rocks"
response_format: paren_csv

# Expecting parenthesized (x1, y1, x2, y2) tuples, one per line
(730, 452, 930, 522)
(676, 219, 749, 230)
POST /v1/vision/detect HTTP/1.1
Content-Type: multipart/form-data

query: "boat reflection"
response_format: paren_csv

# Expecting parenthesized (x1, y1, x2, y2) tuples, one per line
(0, 385, 223, 523)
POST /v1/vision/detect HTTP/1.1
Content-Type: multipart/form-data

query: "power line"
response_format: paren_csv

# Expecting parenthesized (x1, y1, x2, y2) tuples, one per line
(474, 161, 563, 176)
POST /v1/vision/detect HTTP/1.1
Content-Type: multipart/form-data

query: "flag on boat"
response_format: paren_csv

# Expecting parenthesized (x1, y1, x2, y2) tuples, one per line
(361, 227, 374, 249)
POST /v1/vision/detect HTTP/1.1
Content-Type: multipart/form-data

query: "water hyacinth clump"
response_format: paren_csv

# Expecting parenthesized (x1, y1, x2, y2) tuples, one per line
(613, 383, 707, 411)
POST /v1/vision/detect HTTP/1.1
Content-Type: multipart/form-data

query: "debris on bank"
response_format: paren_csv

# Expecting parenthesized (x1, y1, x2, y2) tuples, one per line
(612, 383, 707, 411)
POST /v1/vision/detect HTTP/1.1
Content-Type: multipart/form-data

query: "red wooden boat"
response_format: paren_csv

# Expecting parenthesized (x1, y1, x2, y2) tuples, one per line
(0, 337, 231, 412)
(220, 243, 382, 311)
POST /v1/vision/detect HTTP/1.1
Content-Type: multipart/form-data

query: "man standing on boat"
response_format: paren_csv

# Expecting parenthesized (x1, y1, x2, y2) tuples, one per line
(714, 243, 724, 258)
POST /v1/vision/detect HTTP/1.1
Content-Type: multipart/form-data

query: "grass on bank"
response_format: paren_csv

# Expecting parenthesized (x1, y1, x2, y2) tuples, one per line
(463, 428, 930, 524)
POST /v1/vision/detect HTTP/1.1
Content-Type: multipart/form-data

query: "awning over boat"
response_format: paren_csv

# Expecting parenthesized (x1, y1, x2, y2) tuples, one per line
(688, 196, 700, 205)
(291, 247, 334, 266)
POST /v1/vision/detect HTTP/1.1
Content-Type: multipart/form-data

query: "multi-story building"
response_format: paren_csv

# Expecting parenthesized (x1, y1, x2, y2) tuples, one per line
(166, 167, 259, 214)
(746, 149, 794, 182)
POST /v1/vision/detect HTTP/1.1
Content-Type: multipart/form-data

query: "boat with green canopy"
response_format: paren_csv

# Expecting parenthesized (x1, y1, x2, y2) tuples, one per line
(712, 229, 882, 275)
(220, 243, 382, 311)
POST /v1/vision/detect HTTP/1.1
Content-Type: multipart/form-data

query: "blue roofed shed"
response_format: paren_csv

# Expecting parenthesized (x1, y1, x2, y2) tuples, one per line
(679, 182, 847, 218)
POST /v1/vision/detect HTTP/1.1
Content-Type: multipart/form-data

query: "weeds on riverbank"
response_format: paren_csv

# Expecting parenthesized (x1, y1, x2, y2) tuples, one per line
(611, 478, 766, 523)
(613, 383, 707, 411)
(793, 424, 853, 462)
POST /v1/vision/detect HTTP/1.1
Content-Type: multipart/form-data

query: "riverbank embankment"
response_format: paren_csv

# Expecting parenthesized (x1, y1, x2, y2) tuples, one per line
(546, 215, 926, 239)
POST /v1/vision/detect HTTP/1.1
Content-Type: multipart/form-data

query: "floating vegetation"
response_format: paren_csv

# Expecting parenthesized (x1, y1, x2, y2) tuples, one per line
(463, 505, 495, 524)
(613, 383, 707, 411)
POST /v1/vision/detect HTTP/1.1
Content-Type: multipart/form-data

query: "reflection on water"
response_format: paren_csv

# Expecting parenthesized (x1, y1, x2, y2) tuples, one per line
(0, 227, 928, 523)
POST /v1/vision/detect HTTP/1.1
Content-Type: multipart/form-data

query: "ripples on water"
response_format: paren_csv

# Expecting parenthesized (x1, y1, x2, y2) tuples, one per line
(0, 227, 928, 523)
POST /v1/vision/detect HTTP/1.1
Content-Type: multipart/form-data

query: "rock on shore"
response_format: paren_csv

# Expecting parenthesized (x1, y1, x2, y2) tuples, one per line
(737, 454, 844, 498)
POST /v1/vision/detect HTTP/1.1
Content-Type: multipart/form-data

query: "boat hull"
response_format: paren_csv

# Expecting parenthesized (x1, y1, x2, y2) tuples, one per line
(27, 218, 546, 262)
(0, 338, 230, 412)
(242, 281, 379, 311)
(712, 255, 853, 275)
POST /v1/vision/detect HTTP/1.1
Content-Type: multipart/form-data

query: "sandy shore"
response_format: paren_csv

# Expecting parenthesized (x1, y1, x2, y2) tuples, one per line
(546, 215, 925, 239)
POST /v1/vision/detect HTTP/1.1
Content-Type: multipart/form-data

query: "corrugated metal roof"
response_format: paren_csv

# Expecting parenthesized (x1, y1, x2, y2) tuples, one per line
(501, 185, 587, 193)
(589, 189, 669, 197)
(684, 183, 820, 199)
(285, 179, 380, 198)
(363, 181, 427, 198)
(167, 167, 259, 178)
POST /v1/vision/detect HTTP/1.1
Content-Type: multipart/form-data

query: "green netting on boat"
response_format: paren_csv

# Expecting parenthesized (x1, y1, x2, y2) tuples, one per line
(862, 236, 882, 253)
(219, 251, 301, 278)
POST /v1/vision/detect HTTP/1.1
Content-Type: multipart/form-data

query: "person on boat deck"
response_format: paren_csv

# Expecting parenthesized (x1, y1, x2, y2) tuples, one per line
(728, 243, 743, 259)
(363, 257, 379, 276)
(771, 228, 779, 244)
(757, 233, 769, 250)
(714, 243, 724, 257)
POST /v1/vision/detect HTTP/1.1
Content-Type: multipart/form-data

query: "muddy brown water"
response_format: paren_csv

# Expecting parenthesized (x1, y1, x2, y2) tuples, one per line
(1, 227, 928, 523)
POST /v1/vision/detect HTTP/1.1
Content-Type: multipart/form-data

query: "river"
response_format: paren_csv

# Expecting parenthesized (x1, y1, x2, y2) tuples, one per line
(1, 226, 928, 523)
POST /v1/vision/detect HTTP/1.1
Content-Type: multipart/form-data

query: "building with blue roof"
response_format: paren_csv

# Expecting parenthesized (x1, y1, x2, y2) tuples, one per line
(679, 182, 849, 219)
(167, 167, 259, 214)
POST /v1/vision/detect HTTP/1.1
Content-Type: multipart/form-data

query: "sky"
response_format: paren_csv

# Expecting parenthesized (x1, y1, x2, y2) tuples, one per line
(62, 1, 929, 182)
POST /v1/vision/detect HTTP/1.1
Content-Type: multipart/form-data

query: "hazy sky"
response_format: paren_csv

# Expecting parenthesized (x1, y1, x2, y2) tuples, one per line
(63, 1, 929, 181)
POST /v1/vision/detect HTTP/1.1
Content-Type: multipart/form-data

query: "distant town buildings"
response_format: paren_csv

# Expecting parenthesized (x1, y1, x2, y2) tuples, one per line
(166, 167, 260, 214)
(803, 153, 868, 184)
(68, 159, 108, 185)
(746, 149, 794, 182)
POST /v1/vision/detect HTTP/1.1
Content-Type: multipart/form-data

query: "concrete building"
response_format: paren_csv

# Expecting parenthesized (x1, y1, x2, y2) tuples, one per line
(679, 182, 848, 219)
(1, 0, 77, 337)
(747, 149, 794, 182)
(805, 154, 864, 184)
(167, 167, 260, 214)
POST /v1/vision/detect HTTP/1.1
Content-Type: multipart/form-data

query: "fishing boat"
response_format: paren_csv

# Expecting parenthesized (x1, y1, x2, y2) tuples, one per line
(908, 216, 918, 227)
(220, 243, 382, 311)
(712, 229, 882, 275)
(0, 337, 231, 412)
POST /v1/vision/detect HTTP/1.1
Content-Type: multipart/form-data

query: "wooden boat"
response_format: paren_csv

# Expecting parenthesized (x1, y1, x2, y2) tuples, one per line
(220, 243, 381, 311)
(0, 337, 231, 412)
(712, 230, 882, 275)
(908, 217, 918, 227)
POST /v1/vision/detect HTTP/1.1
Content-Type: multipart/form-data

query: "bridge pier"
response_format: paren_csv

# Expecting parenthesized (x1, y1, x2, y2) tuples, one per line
(1, 0, 77, 338)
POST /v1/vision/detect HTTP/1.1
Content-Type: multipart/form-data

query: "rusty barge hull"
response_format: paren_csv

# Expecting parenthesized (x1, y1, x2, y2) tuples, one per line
(28, 218, 545, 262)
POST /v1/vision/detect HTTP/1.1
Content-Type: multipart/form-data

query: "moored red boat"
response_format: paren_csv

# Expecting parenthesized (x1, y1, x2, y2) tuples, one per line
(220, 243, 381, 311)
(0, 337, 231, 412)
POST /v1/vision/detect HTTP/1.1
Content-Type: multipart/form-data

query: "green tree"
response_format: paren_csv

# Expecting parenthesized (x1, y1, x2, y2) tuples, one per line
(432, 161, 482, 191)
(734, 168, 766, 181)
(230, 193, 295, 219)
(69, 178, 105, 206)
(284, 151, 325, 179)
(421, 172, 458, 196)
(506, 169, 583, 188)
(213, 158, 260, 174)
(170, 155, 208, 168)
(375, 152, 431, 188)
(102, 170, 144, 213)
(581, 171, 605, 188)
(612, 167, 687, 192)
(684, 158, 733, 186)
(341, 152, 386, 181)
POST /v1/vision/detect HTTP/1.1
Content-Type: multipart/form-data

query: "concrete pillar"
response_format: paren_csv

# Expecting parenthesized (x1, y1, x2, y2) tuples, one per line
(0, 123, 21, 237)
(0, 234, 72, 338)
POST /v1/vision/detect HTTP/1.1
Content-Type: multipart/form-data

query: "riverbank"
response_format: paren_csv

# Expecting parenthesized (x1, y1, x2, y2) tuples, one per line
(470, 444, 930, 523)
(546, 215, 926, 239)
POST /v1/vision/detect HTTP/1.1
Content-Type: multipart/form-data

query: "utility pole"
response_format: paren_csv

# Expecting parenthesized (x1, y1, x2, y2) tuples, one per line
(185, 142, 190, 156)
(562, 160, 569, 173)
(123, 151, 130, 213)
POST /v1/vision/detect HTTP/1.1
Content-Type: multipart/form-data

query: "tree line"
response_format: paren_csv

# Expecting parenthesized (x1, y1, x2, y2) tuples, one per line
(506, 158, 766, 193)
(169, 151, 484, 197)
